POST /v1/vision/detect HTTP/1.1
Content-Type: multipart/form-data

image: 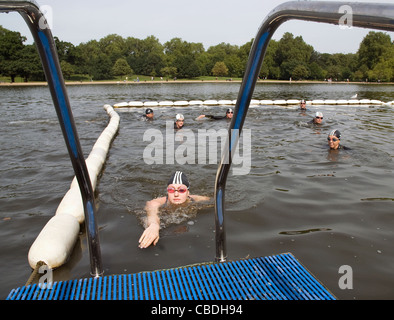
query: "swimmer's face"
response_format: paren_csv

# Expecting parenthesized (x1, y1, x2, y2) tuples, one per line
(176, 120, 184, 128)
(167, 184, 189, 205)
(327, 135, 340, 150)
(314, 116, 323, 124)
(146, 112, 153, 118)
(226, 111, 233, 119)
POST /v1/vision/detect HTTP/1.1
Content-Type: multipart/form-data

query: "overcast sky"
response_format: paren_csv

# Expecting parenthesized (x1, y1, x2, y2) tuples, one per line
(1, 0, 393, 54)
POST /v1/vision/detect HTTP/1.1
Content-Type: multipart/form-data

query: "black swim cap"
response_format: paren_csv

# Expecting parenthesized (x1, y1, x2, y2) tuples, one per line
(328, 129, 341, 139)
(145, 108, 153, 114)
(167, 171, 190, 188)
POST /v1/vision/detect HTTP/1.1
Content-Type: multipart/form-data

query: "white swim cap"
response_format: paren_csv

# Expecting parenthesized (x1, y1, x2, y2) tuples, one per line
(176, 114, 184, 120)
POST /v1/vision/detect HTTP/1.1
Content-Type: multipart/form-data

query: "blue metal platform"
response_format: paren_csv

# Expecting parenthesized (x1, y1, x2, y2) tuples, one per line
(6, 253, 335, 300)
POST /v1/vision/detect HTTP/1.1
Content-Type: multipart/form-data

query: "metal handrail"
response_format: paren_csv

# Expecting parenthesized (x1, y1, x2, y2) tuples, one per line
(215, 1, 394, 262)
(0, 0, 103, 276)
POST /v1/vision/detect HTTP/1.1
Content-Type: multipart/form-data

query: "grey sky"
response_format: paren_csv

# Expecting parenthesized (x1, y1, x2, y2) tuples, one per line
(1, 0, 393, 54)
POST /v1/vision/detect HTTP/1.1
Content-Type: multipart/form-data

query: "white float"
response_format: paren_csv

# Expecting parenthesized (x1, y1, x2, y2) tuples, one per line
(128, 101, 144, 107)
(113, 102, 128, 108)
(174, 101, 189, 106)
(203, 100, 219, 105)
(144, 101, 159, 107)
(159, 101, 174, 106)
(371, 100, 383, 105)
(28, 105, 120, 270)
(259, 100, 274, 105)
(218, 100, 234, 105)
(286, 99, 300, 105)
(189, 100, 204, 105)
(112, 98, 391, 108)
(28, 214, 80, 269)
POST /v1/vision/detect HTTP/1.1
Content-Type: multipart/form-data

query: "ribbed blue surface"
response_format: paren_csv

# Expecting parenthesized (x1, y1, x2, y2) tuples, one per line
(6, 253, 335, 300)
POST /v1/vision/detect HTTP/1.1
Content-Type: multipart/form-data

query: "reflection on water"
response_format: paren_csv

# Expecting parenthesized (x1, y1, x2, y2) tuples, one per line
(279, 228, 332, 235)
(1, 83, 394, 299)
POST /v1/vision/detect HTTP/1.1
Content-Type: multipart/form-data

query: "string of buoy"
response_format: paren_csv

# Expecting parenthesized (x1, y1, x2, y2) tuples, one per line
(28, 105, 120, 270)
(113, 99, 394, 108)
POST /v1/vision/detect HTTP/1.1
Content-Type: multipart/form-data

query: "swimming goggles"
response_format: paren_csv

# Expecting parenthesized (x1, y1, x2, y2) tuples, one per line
(327, 137, 339, 142)
(167, 186, 188, 193)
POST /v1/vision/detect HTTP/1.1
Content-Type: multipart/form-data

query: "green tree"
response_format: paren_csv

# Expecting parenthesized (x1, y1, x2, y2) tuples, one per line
(0, 26, 26, 82)
(60, 60, 75, 80)
(211, 61, 229, 77)
(292, 64, 310, 80)
(260, 40, 279, 79)
(19, 44, 45, 81)
(125, 36, 165, 76)
(111, 58, 133, 77)
(160, 66, 177, 79)
(358, 32, 392, 70)
(164, 38, 203, 78)
(275, 32, 313, 79)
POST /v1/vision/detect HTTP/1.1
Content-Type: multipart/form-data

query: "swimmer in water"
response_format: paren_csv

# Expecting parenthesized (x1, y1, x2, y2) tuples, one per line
(143, 108, 154, 120)
(174, 114, 184, 129)
(196, 108, 234, 120)
(327, 129, 351, 150)
(308, 112, 323, 125)
(138, 171, 210, 248)
(300, 99, 307, 110)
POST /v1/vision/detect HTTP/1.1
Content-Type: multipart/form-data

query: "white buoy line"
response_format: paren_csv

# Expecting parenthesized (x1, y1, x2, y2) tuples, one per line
(28, 105, 120, 270)
(113, 99, 394, 108)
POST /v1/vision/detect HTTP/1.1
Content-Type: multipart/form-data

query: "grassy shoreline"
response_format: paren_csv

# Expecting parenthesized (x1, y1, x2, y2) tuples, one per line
(1, 78, 393, 86)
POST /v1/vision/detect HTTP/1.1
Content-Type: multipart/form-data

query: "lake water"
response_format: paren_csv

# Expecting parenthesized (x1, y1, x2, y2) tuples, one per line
(1, 81, 394, 300)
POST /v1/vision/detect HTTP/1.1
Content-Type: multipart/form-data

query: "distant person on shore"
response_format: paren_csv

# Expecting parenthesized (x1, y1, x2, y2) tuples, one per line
(138, 171, 210, 248)
(308, 112, 323, 125)
(196, 108, 233, 120)
(174, 114, 184, 129)
(327, 129, 351, 150)
(143, 108, 154, 120)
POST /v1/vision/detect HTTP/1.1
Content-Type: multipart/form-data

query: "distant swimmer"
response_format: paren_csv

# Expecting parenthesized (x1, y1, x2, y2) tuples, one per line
(300, 99, 307, 110)
(197, 108, 233, 120)
(174, 113, 184, 129)
(308, 112, 323, 125)
(143, 108, 154, 120)
(327, 129, 351, 150)
(138, 171, 210, 248)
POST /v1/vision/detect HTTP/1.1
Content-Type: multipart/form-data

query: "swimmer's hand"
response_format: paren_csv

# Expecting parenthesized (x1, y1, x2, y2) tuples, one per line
(139, 223, 160, 248)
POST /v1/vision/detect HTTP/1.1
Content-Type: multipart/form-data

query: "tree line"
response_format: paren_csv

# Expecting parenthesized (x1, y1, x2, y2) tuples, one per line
(0, 25, 393, 82)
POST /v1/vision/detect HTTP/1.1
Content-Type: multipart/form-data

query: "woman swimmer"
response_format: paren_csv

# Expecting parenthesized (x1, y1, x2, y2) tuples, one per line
(138, 171, 210, 248)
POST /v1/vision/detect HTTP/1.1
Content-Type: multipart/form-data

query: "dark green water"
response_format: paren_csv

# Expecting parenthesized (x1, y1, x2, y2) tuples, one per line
(1, 82, 394, 299)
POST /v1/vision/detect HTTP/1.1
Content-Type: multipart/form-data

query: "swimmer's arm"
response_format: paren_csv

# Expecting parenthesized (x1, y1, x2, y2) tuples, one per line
(138, 197, 166, 248)
(189, 195, 210, 202)
(196, 115, 215, 120)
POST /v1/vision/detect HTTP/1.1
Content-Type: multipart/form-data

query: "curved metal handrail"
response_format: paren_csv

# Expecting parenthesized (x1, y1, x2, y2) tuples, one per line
(215, 1, 394, 261)
(0, 0, 103, 276)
